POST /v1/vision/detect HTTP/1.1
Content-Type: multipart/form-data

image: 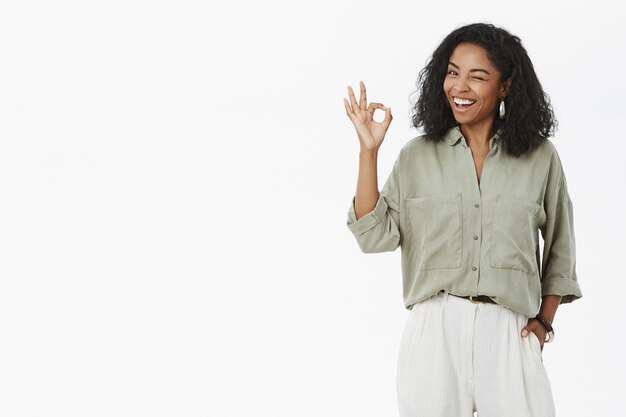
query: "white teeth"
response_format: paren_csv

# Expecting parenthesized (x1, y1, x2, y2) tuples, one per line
(454, 97, 476, 105)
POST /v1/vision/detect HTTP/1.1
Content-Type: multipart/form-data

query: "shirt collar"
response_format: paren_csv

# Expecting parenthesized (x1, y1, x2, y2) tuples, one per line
(443, 125, 502, 150)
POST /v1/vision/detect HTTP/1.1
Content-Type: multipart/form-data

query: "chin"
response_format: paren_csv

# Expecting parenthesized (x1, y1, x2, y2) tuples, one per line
(453, 115, 473, 124)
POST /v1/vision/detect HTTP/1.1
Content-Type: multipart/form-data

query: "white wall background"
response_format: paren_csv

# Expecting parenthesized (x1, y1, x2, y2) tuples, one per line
(0, 1, 623, 416)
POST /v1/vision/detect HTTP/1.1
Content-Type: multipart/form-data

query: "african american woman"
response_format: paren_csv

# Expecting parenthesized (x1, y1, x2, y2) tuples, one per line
(344, 22, 582, 417)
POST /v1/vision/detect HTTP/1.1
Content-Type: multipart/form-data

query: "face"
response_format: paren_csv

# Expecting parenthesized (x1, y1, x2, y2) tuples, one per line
(443, 43, 511, 128)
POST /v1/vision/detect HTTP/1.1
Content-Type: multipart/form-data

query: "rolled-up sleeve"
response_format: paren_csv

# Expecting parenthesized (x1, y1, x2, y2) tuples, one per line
(539, 150, 582, 304)
(346, 151, 402, 253)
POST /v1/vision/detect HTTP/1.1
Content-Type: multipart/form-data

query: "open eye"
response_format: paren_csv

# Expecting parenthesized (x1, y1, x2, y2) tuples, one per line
(447, 70, 458, 76)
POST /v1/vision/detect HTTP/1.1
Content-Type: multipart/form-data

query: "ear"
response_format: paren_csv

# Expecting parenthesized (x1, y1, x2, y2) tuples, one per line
(500, 77, 512, 98)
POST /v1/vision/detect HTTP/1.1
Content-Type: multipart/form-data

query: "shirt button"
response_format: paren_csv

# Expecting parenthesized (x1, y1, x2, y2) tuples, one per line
(474, 203, 480, 208)
(472, 267, 477, 271)
(473, 235, 478, 240)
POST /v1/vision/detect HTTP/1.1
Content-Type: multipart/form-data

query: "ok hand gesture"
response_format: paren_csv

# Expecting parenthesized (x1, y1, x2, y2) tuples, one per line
(343, 81, 393, 152)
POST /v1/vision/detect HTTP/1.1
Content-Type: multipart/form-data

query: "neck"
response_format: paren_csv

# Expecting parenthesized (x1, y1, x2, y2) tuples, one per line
(458, 120, 497, 148)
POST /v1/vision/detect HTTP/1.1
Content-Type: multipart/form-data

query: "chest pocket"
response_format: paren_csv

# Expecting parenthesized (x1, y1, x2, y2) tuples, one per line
(489, 195, 542, 274)
(404, 193, 462, 270)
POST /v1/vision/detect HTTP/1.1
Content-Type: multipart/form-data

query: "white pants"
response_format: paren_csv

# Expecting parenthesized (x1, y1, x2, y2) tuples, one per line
(396, 290, 556, 417)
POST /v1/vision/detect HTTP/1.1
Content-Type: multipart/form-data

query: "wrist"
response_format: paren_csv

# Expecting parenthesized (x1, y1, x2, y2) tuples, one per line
(359, 147, 379, 157)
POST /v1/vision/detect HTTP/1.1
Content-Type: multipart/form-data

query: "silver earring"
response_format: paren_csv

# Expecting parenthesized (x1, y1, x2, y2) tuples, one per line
(499, 98, 506, 119)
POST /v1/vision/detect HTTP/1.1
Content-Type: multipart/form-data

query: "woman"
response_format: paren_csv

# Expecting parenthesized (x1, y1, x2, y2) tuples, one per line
(343, 23, 582, 417)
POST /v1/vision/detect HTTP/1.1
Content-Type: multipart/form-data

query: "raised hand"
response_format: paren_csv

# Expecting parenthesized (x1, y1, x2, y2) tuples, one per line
(343, 81, 393, 152)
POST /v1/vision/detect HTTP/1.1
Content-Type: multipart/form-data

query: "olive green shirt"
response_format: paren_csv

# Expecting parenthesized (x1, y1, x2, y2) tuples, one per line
(346, 125, 582, 318)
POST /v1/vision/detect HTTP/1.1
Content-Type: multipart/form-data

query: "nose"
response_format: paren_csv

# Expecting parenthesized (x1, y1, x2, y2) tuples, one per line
(452, 77, 470, 93)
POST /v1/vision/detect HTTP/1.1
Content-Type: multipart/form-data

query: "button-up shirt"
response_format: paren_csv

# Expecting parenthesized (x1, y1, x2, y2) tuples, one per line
(346, 125, 582, 318)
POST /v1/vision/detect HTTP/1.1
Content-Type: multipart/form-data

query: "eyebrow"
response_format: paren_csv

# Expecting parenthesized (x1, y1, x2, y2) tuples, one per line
(448, 61, 491, 75)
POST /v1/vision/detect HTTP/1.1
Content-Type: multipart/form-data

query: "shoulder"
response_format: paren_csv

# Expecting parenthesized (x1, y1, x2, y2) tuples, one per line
(399, 125, 460, 156)
(532, 137, 566, 168)
(399, 133, 444, 157)
(526, 137, 570, 189)
(521, 135, 562, 166)
(535, 136, 558, 155)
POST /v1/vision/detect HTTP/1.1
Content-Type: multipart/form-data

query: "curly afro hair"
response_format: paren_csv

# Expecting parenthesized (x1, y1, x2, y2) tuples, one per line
(409, 22, 557, 157)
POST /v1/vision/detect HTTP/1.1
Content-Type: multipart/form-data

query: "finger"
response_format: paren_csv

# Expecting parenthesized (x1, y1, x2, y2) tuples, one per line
(366, 102, 385, 116)
(343, 98, 356, 122)
(365, 102, 386, 125)
(359, 80, 367, 112)
(347, 85, 360, 115)
(365, 103, 381, 124)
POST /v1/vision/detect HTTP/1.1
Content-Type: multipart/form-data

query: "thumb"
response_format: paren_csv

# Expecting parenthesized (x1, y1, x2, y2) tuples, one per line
(521, 320, 539, 337)
(380, 106, 392, 129)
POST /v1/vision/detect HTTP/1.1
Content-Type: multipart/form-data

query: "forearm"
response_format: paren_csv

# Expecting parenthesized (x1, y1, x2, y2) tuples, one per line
(539, 294, 562, 323)
(354, 149, 380, 220)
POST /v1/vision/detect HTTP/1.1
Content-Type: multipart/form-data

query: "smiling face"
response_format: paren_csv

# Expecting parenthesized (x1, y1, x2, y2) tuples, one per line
(443, 42, 511, 130)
